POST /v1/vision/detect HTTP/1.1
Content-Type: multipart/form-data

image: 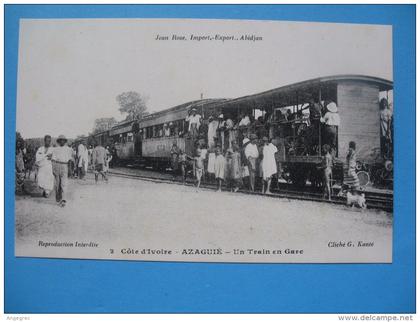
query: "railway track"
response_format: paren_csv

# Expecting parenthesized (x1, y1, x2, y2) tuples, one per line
(107, 168, 393, 212)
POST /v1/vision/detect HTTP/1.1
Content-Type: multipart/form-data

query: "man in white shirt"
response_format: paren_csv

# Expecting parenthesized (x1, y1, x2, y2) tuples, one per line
(321, 102, 340, 150)
(244, 134, 259, 191)
(35, 135, 54, 197)
(77, 141, 89, 180)
(52, 135, 73, 207)
(186, 108, 201, 139)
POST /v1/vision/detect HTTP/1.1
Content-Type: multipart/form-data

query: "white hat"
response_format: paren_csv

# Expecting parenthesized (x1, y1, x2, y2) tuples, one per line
(218, 114, 224, 119)
(327, 102, 338, 113)
(242, 138, 250, 145)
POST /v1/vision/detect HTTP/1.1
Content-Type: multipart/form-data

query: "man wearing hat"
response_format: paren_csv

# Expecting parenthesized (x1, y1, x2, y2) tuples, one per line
(185, 108, 201, 139)
(51, 135, 74, 207)
(321, 101, 341, 150)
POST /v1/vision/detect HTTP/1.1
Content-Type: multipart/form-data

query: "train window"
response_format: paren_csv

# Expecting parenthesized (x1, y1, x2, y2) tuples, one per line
(127, 132, 134, 142)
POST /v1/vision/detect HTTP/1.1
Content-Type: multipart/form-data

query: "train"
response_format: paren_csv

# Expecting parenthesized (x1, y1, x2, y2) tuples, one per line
(90, 75, 394, 189)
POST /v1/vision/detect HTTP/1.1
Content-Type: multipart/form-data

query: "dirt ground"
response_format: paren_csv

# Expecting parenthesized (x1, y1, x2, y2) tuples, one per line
(15, 173, 393, 263)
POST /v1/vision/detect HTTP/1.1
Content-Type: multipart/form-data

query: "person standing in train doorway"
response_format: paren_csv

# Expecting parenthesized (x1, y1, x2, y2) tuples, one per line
(51, 135, 73, 207)
(185, 108, 201, 140)
(92, 141, 108, 183)
(321, 101, 340, 153)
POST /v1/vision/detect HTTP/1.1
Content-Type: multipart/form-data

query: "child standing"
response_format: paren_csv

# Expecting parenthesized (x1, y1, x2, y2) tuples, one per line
(321, 144, 333, 200)
(207, 145, 216, 183)
(179, 150, 188, 184)
(194, 149, 204, 189)
(214, 146, 225, 192)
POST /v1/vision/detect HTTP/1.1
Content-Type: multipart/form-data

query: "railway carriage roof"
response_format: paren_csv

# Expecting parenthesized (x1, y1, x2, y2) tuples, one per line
(105, 75, 392, 135)
(213, 75, 393, 110)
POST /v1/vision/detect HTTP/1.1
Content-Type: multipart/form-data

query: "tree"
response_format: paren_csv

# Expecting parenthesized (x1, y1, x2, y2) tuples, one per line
(16, 132, 25, 150)
(92, 117, 117, 134)
(116, 91, 149, 121)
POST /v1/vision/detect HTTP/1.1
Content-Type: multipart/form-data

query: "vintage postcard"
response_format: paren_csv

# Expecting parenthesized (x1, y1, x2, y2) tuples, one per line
(15, 18, 393, 263)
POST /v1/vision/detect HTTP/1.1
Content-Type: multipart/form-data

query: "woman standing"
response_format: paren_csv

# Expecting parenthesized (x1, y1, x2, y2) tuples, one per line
(214, 146, 225, 192)
(343, 141, 360, 191)
(261, 137, 278, 194)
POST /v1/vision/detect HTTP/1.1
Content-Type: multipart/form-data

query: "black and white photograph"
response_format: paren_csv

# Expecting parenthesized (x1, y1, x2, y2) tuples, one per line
(15, 18, 393, 263)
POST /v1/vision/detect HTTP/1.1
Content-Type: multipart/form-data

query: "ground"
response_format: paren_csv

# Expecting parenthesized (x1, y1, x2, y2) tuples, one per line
(15, 173, 393, 263)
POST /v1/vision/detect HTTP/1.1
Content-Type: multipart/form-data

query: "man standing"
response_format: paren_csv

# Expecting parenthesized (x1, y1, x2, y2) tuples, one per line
(92, 141, 108, 183)
(244, 134, 259, 192)
(379, 98, 393, 158)
(35, 135, 54, 197)
(185, 108, 201, 139)
(321, 102, 340, 151)
(51, 135, 73, 207)
(77, 140, 89, 180)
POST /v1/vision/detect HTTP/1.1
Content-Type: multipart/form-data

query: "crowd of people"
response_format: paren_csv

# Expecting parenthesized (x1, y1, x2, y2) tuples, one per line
(169, 132, 280, 194)
(15, 134, 113, 207)
(165, 97, 344, 197)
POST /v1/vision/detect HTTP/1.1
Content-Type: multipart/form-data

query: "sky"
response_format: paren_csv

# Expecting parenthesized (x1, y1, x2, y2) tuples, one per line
(16, 18, 392, 138)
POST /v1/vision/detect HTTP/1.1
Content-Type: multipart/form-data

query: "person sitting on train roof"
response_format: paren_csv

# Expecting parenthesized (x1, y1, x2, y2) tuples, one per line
(321, 101, 340, 150)
(185, 108, 202, 139)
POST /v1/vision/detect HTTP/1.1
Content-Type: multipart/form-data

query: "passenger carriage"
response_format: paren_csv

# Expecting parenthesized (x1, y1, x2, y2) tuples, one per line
(103, 74, 393, 189)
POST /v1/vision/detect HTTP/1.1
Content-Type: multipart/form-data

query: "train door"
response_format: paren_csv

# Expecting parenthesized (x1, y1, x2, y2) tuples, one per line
(134, 132, 142, 157)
